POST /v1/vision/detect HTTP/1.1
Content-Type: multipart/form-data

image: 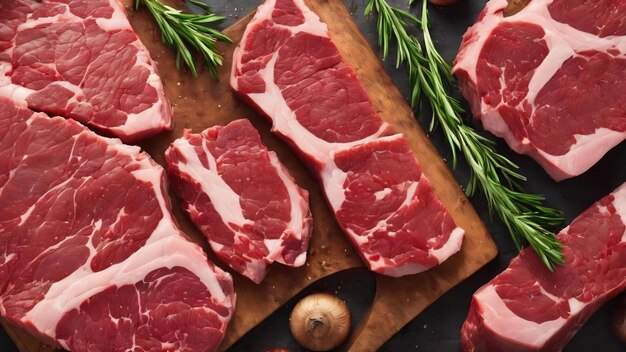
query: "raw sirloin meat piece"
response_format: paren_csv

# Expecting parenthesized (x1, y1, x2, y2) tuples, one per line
(462, 183, 626, 351)
(231, 0, 464, 276)
(0, 0, 172, 142)
(166, 119, 313, 283)
(0, 98, 234, 352)
(454, 0, 626, 180)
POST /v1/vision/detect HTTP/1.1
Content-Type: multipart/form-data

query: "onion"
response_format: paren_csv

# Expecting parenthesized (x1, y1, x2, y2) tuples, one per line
(289, 293, 351, 351)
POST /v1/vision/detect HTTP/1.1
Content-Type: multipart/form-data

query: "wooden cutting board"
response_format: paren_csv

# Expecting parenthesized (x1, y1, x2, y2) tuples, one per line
(1, 0, 498, 351)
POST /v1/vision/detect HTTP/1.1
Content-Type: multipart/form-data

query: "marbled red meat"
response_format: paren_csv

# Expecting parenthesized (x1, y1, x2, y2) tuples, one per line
(0, 98, 234, 351)
(231, 0, 464, 276)
(454, 0, 626, 180)
(462, 183, 626, 351)
(0, 0, 172, 143)
(165, 119, 312, 283)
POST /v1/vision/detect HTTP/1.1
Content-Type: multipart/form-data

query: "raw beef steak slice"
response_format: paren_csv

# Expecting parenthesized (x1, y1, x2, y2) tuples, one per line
(0, 98, 234, 352)
(454, 0, 626, 180)
(165, 119, 313, 283)
(461, 183, 626, 352)
(231, 0, 464, 276)
(0, 0, 172, 143)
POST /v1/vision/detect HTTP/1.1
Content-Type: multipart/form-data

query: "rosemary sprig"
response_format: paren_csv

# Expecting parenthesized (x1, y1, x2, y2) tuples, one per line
(365, 0, 565, 270)
(135, 0, 232, 77)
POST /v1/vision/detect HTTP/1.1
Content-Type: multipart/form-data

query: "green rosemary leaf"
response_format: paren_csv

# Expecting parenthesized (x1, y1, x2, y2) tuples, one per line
(365, 0, 565, 270)
(136, 0, 231, 77)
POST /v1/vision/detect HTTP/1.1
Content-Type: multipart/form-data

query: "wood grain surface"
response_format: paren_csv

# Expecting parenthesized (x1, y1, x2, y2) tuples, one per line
(2, 0, 497, 351)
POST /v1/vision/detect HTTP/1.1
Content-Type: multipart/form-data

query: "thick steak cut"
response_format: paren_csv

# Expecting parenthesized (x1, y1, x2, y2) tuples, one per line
(0, 0, 172, 143)
(165, 119, 313, 283)
(454, 0, 626, 181)
(0, 98, 235, 352)
(231, 0, 464, 276)
(461, 183, 626, 351)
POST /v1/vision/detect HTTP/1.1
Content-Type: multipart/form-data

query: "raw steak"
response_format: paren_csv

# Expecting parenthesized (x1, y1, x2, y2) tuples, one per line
(453, 0, 626, 181)
(461, 183, 626, 351)
(0, 0, 172, 143)
(0, 98, 235, 352)
(165, 119, 313, 283)
(231, 0, 464, 276)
